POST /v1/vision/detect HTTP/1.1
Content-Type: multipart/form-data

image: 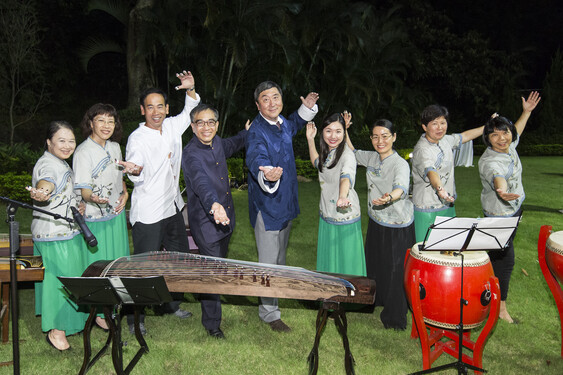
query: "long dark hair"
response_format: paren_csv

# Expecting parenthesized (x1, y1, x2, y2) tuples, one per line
(318, 113, 347, 172)
(80, 103, 122, 142)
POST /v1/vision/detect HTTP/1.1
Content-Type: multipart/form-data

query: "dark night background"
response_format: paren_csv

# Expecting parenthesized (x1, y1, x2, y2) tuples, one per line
(2, 0, 563, 154)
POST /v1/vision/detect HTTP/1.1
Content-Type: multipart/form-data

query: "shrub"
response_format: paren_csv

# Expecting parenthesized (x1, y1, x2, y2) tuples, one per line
(0, 173, 33, 203)
(0, 143, 42, 174)
(295, 158, 317, 179)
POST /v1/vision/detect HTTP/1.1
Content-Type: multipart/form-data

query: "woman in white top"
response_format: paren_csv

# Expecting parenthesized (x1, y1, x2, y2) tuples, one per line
(306, 113, 366, 276)
(478, 91, 540, 323)
(73, 103, 130, 329)
(346, 115, 414, 330)
(28, 121, 88, 351)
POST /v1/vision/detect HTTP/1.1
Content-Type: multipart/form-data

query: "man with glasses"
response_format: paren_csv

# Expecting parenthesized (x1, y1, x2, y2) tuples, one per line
(181, 103, 250, 339)
(124, 70, 200, 335)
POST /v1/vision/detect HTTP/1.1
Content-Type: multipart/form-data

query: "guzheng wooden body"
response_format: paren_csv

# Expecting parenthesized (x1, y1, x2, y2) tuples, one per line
(82, 252, 375, 304)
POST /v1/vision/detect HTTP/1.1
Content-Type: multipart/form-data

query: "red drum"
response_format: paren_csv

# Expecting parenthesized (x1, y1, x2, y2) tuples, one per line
(404, 243, 495, 329)
(546, 231, 563, 284)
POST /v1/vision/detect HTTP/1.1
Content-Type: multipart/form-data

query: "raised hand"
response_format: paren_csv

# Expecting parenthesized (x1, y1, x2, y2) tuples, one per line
(306, 122, 317, 141)
(342, 111, 352, 129)
(300, 92, 320, 109)
(245, 119, 252, 130)
(174, 70, 195, 91)
(522, 91, 541, 113)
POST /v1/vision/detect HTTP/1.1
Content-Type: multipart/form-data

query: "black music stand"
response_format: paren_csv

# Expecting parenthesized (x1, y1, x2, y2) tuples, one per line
(59, 276, 172, 375)
(411, 215, 519, 375)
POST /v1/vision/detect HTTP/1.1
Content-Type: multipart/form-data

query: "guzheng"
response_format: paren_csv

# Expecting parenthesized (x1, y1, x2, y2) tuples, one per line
(82, 252, 375, 304)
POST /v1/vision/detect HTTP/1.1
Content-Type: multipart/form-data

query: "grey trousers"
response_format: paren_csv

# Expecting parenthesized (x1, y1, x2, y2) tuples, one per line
(254, 211, 292, 323)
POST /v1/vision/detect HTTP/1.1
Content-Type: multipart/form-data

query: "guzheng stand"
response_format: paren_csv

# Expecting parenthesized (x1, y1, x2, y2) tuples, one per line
(59, 276, 172, 375)
(409, 216, 518, 375)
(308, 301, 355, 375)
(537, 225, 563, 358)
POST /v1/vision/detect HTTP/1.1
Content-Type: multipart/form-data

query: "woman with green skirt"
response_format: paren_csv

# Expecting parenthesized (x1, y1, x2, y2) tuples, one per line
(28, 121, 89, 351)
(73, 103, 130, 330)
(305, 113, 366, 276)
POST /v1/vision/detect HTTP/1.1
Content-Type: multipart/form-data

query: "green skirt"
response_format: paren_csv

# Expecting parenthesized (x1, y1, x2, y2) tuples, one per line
(414, 206, 456, 243)
(85, 211, 130, 267)
(34, 235, 89, 335)
(316, 218, 366, 276)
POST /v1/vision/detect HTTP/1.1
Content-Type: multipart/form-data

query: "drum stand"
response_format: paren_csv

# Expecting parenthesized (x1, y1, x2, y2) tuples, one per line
(537, 225, 563, 358)
(409, 219, 511, 375)
(59, 276, 171, 375)
(408, 269, 500, 374)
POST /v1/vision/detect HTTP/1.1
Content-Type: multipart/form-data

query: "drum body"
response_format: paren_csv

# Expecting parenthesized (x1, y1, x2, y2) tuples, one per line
(546, 231, 563, 284)
(404, 243, 495, 329)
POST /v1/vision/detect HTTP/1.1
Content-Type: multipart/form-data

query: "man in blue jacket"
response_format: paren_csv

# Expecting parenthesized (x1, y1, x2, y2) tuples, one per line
(246, 81, 319, 332)
(182, 103, 250, 339)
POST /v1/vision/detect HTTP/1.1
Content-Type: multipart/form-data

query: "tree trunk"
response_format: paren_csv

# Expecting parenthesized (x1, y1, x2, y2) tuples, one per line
(127, 0, 156, 108)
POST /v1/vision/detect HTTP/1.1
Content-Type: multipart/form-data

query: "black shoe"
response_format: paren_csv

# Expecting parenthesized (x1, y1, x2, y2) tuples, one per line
(207, 328, 225, 339)
(268, 319, 291, 332)
(173, 309, 193, 319)
(129, 322, 147, 336)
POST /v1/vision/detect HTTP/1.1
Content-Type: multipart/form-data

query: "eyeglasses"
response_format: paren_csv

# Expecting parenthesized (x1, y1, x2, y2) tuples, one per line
(370, 134, 392, 141)
(194, 119, 217, 128)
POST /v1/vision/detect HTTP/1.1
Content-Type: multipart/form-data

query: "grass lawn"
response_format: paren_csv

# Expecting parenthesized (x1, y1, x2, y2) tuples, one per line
(1, 156, 563, 374)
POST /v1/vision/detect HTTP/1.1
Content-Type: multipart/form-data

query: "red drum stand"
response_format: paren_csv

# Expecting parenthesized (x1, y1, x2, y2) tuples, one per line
(407, 269, 500, 374)
(537, 225, 563, 358)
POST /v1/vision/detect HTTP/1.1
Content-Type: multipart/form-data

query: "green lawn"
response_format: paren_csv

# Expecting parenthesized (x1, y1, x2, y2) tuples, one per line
(1, 156, 563, 374)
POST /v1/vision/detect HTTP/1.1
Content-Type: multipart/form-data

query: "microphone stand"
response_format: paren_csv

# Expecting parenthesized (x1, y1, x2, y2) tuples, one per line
(1, 196, 73, 375)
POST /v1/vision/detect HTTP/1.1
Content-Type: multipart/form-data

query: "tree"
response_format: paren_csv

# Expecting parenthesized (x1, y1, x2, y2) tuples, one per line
(78, 0, 156, 108)
(538, 49, 563, 143)
(0, 0, 48, 146)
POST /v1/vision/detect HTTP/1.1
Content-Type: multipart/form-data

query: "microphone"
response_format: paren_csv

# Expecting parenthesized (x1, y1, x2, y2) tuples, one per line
(70, 206, 98, 247)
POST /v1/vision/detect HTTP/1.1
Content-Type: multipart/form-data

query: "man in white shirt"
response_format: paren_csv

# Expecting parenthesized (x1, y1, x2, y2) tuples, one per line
(124, 70, 200, 334)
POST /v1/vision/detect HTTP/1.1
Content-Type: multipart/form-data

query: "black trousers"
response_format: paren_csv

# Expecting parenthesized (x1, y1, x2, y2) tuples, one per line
(488, 208, 521, 301)
(192, 232, 232, 330)
(127, 208, 190, 325)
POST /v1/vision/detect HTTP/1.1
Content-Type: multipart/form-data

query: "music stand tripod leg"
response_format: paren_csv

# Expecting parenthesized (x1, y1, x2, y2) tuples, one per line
(122, 306, 149, 374)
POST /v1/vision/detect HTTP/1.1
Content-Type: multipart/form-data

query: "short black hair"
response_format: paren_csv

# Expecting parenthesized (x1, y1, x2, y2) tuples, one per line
(190, 103, 219, 123)
(370, 119, 396, 135)
(139, 88, 168, 107)
(80, 103, 122, 142)
(482, 115, 517, 148)
(254, 81, 282, 102)
(421, 104, 449, 126)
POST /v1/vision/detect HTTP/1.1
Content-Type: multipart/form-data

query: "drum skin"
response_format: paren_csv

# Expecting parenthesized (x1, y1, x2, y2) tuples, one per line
(546, 231, 563, 284)
(404, 244, 495, 329)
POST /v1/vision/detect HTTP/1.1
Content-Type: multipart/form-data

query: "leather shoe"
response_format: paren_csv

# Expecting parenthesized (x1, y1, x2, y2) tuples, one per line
(268, 319, 291, 332)
(207, 328, 225, 339)
(129, 322, 147, 336)
(173, 309, 193, 319)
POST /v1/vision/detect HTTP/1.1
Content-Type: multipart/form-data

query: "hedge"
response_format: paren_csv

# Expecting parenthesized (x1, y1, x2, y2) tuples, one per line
(0, 173, 32, 203)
